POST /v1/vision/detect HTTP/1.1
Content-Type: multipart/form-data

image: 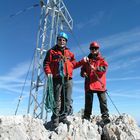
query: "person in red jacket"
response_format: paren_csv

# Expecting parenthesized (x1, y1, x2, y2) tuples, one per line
(80, 41, 110, 124)
(43, 32, 87, 130)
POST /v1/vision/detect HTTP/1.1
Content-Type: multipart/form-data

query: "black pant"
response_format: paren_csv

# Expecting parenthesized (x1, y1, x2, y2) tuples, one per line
(84, 90, 109, 119)
(51, 77, 73, 124)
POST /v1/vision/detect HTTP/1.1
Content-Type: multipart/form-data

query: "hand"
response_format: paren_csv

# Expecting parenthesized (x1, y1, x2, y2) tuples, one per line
(83, 56, 89, 62)
(90, 65, 96, 70)
(47, 73, 53, 78)
(83, 72, 88, 78)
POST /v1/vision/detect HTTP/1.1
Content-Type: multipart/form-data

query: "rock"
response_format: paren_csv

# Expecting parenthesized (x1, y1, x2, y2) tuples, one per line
(0, 115, 48, 140)
(102, 114, 140, 140)
(0, 113, 140, 140)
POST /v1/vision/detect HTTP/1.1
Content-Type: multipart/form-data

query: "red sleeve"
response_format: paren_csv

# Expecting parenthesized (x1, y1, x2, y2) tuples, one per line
(80, 64, 87, 77)
(43, 50, 52, 75)
(70, 53, 85, 69)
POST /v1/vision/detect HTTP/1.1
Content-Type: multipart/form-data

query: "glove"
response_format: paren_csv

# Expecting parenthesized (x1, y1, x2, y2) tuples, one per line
(97, 66, 106, 72)
(83, 56, 89, 62)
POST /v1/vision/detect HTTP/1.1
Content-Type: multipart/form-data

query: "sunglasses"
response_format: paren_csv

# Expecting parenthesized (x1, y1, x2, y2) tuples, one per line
(58, 38, 66, 42)
(90, 47, 99, 50)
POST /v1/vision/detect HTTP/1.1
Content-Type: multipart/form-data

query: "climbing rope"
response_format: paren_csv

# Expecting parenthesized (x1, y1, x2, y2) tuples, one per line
(44, 74, 56, 113)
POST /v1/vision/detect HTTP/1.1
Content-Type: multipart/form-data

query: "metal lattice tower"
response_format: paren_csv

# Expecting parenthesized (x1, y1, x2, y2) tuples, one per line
(27, 0, 73, 120)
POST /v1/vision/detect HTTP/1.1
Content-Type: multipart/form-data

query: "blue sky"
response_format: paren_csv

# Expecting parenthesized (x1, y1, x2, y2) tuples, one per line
(0, 0, 140, 124)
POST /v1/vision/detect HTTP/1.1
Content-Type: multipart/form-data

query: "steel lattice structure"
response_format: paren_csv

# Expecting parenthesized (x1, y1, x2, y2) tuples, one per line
(27, 0, 73, 121)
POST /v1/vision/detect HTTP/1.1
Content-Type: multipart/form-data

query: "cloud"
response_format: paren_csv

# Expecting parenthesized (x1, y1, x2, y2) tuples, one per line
(7, 61, 31, 78)
(108, 76, 140, 82)
(109, 56, 140, 71)
(0, 61, 34, 115)
(99, 27, 140, 49)
(108, 90, 140, 99)
(0, 61, 31, 95)
(106, 42, 140, 62)
(76, 11, 104, 30)
(73, 76, 140, 84)
(71, 27, 140, 56)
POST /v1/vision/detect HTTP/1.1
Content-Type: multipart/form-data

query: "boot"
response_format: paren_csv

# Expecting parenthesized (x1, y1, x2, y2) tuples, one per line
(83, 113, 91, 121)
(50, 116, 59, 131)
(102, 117, 110, 125)
(62, 119, 71, 125)
(50, 121, 59, 131)
(101, 113, 110, 125)
(83, 115, 90, 121)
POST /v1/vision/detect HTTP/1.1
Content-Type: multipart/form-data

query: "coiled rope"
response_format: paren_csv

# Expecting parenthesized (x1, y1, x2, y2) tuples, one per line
(45, 59, 66, 116)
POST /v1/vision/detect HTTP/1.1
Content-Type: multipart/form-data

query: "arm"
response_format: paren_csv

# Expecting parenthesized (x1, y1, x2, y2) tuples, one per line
(80, 65, 88, 78)
(43, 50, 52, 75)
(71, 54, 86, 69)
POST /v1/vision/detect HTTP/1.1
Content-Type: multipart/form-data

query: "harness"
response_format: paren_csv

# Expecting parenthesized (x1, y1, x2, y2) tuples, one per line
(59, 52, 70, 80)
(88, 59, 105, 89)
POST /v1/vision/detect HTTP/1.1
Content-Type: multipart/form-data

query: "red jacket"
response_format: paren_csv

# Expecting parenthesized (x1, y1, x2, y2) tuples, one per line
(43, 45, 85, 78)
(81, 53, 108, 92)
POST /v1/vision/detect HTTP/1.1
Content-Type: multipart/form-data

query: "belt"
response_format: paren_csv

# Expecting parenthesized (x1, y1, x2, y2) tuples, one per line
(53, 76, 72, 80)
(64, 77, 72, 80)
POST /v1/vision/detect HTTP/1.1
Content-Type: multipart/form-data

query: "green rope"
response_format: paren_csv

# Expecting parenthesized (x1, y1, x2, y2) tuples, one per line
(44, 73, 66, 116)
(45, 74, 56, 113)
